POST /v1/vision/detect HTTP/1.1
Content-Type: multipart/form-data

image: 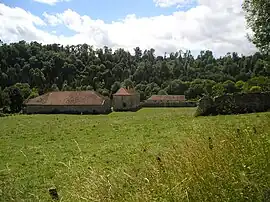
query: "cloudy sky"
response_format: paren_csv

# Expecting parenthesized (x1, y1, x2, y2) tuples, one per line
(0, 0, 257, 57)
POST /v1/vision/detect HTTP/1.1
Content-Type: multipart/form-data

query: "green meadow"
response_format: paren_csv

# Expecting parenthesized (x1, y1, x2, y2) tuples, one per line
(0, 108, 270, 201)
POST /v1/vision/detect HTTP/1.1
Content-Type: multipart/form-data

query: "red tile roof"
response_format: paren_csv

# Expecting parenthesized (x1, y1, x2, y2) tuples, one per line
(113, 88, 138, 96)
(25, 91, 108, 106)
(148, 95, 186, 101)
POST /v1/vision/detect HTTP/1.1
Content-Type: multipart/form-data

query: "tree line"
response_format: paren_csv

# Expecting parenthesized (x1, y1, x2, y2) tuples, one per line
(0, 41, 270, 113)
(0, 0, 269, 113)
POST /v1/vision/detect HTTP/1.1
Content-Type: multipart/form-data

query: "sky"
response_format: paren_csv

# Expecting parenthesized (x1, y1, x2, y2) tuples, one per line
(0, 0, 257, 57)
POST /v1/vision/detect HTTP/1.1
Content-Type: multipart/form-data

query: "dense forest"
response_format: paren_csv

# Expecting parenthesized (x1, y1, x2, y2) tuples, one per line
(0, 41, 270, 113)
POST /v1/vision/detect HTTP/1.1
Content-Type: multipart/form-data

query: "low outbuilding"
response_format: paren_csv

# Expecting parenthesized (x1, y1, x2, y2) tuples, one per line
(24, 91, 111, 114)
(143, 95, 196, 107)
(148, 95, 186, 102)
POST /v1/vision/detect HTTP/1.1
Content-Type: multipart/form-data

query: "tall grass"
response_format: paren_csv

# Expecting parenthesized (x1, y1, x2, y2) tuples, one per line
(60, 116, 270, 201)
(0, 109, 269, 201)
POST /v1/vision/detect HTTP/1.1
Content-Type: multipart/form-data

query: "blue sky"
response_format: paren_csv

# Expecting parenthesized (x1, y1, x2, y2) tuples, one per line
(3, 0, 196, 38)
(3, 0, 195, 23)
(0, 0, 256, 56)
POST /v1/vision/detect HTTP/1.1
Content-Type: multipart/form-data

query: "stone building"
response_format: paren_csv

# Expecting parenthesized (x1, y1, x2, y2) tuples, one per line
(147, 95, 186, 102)
(113, 88, 140, 111)
(143, 95, 196, 107)
(24, 91, 112, 114)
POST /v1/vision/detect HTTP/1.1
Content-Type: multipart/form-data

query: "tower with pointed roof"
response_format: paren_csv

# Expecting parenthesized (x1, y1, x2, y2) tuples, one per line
(113, 87, 140, 111)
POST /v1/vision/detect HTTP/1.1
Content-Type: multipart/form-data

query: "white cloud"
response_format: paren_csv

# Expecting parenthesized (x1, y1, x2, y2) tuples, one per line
(33, 0, 70, 6)
(43, 12, 62, 26)
(0, 3, 50, 42)
(43, 9, 112, 47)
(153, 0, 196, 8)
(0, 1, 257, 57)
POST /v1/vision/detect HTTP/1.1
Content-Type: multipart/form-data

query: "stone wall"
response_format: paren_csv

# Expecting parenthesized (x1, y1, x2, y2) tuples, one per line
(142, 100, 197, 108)
(24, 100, 112, 115)
(195, 92, 270, 116)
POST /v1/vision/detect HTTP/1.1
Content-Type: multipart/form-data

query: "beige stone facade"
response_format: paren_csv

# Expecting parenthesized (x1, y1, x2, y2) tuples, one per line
(113, 94, 140, 111)
(24, 100, 111, 114)
(113, 88, 140, 111)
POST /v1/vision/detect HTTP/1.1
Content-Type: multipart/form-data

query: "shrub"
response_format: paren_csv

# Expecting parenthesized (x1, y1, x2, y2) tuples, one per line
(196, 92, 270, 116)
(28, 88, 39, 99)
(157, 90, 168, 95)
(3, 86, 24, 113)
(250, 86, 262, 93)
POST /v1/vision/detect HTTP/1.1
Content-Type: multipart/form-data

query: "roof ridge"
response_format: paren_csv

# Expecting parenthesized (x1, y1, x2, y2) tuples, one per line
(148, 94, 186, 101)
(113, 87, 138, 96)
(25, 90, 107, 106)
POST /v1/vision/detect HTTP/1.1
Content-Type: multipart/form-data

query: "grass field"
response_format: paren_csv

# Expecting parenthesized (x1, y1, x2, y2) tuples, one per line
(0, 108, 270, 202)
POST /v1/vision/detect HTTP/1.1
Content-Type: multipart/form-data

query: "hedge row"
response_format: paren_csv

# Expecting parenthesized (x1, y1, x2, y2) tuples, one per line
(195, 92, 270, 116)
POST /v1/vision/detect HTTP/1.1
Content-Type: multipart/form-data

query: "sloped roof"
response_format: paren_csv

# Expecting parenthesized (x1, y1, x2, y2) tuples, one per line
(113, 87, 138, 96)
(25, 91, 108, 106)
(148, 95, 186, 101)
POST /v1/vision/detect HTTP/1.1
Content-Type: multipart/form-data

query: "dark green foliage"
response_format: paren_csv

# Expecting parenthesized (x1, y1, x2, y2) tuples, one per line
(111, 81, 121, 94)
(250, 86, 262, 92)
(235, 80, 246, 92)
(243, 0, 270, 54)
(122, 79, 134, 89)
(196, 92, 270, 116)
(0, 41, 269, 113)
(28, 88, 39, 99)
(246, 76, 270, 91)
(0, 87, 3, 108)
(185, 82, 205, 100)
(158, 89, 168, 95)
(223, 80, 237, 93)
(50, 84, 60, 91)
(0, 89, 10, 108)
(194, 95, 214, 116)
(14, 83, 31, 99)
(3, 86, 24, 113)
(212, 83, 225, 97)
(166, 80, 188, 95)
